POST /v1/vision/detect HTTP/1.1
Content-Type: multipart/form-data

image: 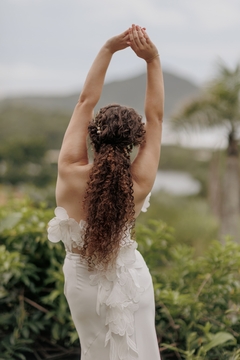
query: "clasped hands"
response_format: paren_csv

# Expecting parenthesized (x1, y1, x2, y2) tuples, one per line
(105, 24, 159, 63)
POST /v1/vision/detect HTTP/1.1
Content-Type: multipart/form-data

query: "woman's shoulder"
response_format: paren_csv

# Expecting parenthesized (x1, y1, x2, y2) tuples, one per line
(56, 163, 92, 205)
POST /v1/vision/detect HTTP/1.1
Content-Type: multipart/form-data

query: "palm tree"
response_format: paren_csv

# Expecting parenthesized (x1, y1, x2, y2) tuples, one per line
(171, 62, 240, 242)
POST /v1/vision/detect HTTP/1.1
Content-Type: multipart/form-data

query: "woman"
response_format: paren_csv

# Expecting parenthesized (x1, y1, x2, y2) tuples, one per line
(48, 24, 164, 360)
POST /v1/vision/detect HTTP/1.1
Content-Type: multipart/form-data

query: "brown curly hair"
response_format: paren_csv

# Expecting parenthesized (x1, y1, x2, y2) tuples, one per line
(81, 104, 145, 269)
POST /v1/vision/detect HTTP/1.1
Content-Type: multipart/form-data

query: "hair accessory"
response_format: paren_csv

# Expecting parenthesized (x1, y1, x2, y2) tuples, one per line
(94, 111, 102, 134)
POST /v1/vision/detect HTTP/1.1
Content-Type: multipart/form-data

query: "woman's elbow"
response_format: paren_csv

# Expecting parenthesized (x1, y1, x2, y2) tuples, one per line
(145, 108, 164, 123)
(78, 94, 96, 108)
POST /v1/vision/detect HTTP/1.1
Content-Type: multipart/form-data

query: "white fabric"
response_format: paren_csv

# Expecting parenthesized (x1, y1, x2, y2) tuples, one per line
(47, 194, 161, 360)
(141, 192, 151, 213)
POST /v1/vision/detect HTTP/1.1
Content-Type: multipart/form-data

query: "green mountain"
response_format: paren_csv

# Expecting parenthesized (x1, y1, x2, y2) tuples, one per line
(0, 71, 200, 148)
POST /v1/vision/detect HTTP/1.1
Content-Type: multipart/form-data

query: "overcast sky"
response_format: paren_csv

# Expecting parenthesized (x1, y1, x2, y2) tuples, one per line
(1, 0, 240, 98)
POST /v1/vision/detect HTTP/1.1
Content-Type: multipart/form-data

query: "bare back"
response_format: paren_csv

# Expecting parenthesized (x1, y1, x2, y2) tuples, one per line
(56, 161, 154, 223)
(55, 25, 164, 230)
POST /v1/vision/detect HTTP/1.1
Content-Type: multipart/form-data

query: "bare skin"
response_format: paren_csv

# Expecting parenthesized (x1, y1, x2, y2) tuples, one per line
(56, 25, 164, 231)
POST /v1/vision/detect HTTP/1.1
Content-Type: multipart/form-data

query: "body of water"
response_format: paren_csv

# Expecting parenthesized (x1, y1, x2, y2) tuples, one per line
(153, 170, 201, 195)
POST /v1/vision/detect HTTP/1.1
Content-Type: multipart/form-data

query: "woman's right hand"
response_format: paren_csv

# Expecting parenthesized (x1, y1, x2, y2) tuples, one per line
(105, 29, 130, 54)
(128, 24, 159, 63)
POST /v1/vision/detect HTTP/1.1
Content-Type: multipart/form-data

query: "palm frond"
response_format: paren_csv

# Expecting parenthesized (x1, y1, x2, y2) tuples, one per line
(171, 60, 240, 132)
(171, 96, 228, 131)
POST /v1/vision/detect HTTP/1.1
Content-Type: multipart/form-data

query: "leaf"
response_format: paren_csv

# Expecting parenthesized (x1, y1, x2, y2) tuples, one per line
(161, 343, 187, 355)
(0, 286, 8, 299)
(52, 323, 60, 340)
(0, 312, 13, 325)
(201, 332, 236, 353)
(15, 354, 26, 360)
(22, 327, 30, 339)
(48, 289, 61, 302)
(69, 330, 79, 344)
(0, 213, 22, 232)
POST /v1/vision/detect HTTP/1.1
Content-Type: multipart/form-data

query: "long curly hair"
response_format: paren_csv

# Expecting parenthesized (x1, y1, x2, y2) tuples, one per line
(81, 104, 145, 269)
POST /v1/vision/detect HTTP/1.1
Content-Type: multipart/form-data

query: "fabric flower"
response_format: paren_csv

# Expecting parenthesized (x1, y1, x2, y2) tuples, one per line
(47, 207, 83, 250)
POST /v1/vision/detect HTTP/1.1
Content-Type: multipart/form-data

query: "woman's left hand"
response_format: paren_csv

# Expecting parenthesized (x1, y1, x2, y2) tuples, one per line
(105, 29, 130, 54)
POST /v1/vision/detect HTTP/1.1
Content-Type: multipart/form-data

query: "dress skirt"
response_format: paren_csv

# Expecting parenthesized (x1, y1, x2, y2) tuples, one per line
(63, 247, 161, 360)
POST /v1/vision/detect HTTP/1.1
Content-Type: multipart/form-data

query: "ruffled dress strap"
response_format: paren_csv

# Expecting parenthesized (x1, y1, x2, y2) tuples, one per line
(47, 207, 86, 251)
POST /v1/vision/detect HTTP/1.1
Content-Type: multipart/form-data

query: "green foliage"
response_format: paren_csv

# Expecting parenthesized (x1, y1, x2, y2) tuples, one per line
(0, 104, 68, 187)
(0, 138, 47, 165)
(0, 199, 79, 359)
(136, 222, 240, 359)
(171, 61, 240, 135)
(1, 199, 240, 359)
(138, 192, 219, 254)
(0, 137, 57, 187)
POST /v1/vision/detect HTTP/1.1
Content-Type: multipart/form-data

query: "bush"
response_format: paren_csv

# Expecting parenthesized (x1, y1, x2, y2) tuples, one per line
(136, 221, 240, 359)
(0, 199, 79, 359)
(1, 199, 240, 359)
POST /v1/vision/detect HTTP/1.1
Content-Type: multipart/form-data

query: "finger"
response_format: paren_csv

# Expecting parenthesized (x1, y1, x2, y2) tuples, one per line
(132, 25, 141, 47)
(117, 29, 129, 44)
(129, 27, 133, 43)
(121, 29, 129, 37)
(129, 27, 138, 51)
(138, 28, 146, 45)
(126, 27, 132, 46)
(142, 28, 150, 43)
(114, 29, 129, 47)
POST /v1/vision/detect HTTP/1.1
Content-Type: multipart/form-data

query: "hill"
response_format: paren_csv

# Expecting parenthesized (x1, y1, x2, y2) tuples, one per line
(0, 71, 200, 148)
(0, 70, 200, 119)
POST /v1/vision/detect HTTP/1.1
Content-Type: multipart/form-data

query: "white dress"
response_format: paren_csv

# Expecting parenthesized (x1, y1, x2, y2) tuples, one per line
(47, 194, 161, 360)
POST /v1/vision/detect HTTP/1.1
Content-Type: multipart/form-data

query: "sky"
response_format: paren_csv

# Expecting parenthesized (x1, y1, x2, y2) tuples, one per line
(1, 0, 240, 99)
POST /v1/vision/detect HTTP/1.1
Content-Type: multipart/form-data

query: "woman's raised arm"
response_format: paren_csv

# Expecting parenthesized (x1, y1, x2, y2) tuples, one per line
(58, 30, 129, 169)
(130, 25, 164, 198)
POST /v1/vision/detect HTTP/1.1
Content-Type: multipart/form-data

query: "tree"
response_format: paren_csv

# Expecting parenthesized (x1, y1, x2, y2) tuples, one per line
(0, 137, 47, 164)
(171, 61, 240, 242)
(0, 137, 55, 186)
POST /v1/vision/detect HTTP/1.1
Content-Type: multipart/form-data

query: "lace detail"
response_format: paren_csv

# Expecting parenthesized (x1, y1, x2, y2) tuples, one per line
(47, 194, 151, 360)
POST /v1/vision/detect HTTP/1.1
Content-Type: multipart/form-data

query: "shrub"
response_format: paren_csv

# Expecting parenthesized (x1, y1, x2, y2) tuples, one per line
(136, 221, 240, 359)
(0, 199, 79, 359)
(1, 199, 240, 359)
